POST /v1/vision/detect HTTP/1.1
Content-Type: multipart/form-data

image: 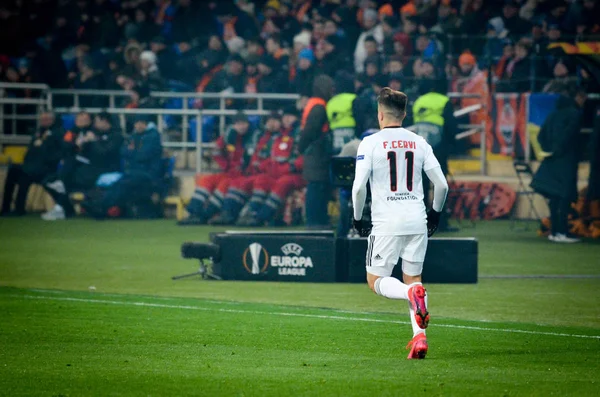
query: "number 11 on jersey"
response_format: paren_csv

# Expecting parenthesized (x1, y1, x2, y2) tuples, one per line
(387, 151, 414, 192)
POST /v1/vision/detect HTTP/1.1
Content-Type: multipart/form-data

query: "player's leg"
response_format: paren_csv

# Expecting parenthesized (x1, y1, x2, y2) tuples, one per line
(400, 233, 429, 331)
(399, 234, 430, 359)
(365, 235, 428, 359)
(365, 235, 409, 300)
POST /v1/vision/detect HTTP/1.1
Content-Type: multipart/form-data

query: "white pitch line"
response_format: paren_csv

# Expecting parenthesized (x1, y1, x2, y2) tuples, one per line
(13, 294, 600, 340)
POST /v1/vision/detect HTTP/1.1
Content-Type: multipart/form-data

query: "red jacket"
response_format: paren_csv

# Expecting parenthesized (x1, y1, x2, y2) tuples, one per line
(259, 126, 303, 176)
(213, 128, 260, 175)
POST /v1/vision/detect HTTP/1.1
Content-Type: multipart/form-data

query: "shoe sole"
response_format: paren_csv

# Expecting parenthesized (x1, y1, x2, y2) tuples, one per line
(410, 285, 429, 329)
(552, 239, 580, 243)
(407, 340, 428, 359)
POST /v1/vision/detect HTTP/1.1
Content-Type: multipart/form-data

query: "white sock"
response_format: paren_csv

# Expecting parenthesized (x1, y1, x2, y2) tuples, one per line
(407, 282, 427, 337)
(374, 277, 409, 300)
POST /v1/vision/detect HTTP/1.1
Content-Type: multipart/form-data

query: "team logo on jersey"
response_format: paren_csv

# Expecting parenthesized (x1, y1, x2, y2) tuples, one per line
(271, 243, 313, 276)
(356, 155, 365, 160)
(242, 242, 269, 274)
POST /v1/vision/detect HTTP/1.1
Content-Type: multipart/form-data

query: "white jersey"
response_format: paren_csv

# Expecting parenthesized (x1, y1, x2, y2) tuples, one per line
(352, 127, 441, 235)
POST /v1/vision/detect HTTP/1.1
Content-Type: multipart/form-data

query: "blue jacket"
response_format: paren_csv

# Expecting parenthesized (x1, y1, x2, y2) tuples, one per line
(121, 124, 163, 180)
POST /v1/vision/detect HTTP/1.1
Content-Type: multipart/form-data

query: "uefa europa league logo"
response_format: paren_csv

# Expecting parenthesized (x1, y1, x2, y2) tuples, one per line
(242, 242, 269, 274)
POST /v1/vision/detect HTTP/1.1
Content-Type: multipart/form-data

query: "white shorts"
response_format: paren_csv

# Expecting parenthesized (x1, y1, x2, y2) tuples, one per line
(365, 234, 428, 277)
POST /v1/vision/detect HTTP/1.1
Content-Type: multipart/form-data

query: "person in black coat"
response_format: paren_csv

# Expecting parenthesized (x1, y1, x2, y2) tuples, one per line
(298, 74, 335, 228)
(531, 89, 587, 243)
(150, 36, 179, 82)
(203, 55, 246, 109)
(1, 112, 64, 216)
(353, 74, 387, 137)
(257, 55, 288, 109)
(42, 112, 123, 220)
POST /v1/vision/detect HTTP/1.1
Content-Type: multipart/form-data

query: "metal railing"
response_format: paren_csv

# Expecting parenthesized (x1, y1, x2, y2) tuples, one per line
(0, 82, 50, 136)
(48, 89, 131, 110)
(8, 85, 599, 176)
(48, 107, 275, 174)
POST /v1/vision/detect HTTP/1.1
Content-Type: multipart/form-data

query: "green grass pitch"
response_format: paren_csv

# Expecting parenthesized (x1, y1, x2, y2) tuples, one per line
(1, 218, 599, 396)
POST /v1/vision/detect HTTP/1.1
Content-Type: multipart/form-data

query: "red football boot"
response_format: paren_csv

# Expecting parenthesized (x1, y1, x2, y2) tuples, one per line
(406, 333, 428, 359)
(408, 284, 429, 329)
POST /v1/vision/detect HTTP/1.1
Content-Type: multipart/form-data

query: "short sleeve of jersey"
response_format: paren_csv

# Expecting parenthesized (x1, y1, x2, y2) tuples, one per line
(423, 141, 441, 171)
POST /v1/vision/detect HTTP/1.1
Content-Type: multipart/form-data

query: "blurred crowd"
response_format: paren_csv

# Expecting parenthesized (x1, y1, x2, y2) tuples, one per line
(1, 0, 599, 108)
(1, 108, 166, 219)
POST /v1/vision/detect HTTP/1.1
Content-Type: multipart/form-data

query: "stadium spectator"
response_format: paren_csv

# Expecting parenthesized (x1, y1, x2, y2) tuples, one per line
(566, 0, 600, 35)
(124, 8, 157, 44)
(529, 18, 548, 55)
(24, 41, 69, 89)
(42, 112, 123, 220)
(122, 41, 143, 80)
(314, 35, 348, 77)
(82, 114, 163, 219)
(179, 112, 260, 226)
(354, 9, 383, 73)
(363, 56, 383, 84)
(392, 32, 414, 68)
(195, 54, 245, 109)
(388, 72, 403, 92)
(355, 35, 382, 76)
(1, 112, 64, 216)
(298, 74, 335, 228)
(460, 0, 490, 53)
(140, 51, 166, 92)
(543, 60, 578, 93)
(497, 0, 531, 37)
(244, 55, 261, 96)
(265, 33, 290, 71)
(275, 2, 302, 46)
(385, 55, 404, 75)
(126, 83, 158, 110)
(294, 48, 317, 98)
(531, 87, 587, 243)
(497, 39, 533, 92)
(431, 1, 461, 36)
(494, 40, 515, 80)
(483, 22, 511, 68)
(198, 35, 230, 75)
(257, 55, 287, 95)
(452, 52, 493, 150)
(353, 74, 386, 137)
(170, 0, 203, 49)
(150, 36, 180, 82)
(381, 15, 398, 55)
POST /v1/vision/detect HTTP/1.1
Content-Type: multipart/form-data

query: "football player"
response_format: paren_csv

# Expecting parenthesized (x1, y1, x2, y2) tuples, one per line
(352, 87, 449, 359)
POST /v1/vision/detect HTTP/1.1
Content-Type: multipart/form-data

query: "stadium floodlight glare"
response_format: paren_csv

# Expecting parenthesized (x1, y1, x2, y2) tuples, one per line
(175, 242, 222, 280)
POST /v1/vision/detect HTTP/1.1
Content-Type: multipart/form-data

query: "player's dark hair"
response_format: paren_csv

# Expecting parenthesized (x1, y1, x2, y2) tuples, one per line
(377, 87, 408, 120)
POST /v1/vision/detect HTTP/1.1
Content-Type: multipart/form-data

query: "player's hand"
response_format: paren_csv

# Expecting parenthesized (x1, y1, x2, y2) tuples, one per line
(426, 209, 441, 237)
(353, 218, 372, 238)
